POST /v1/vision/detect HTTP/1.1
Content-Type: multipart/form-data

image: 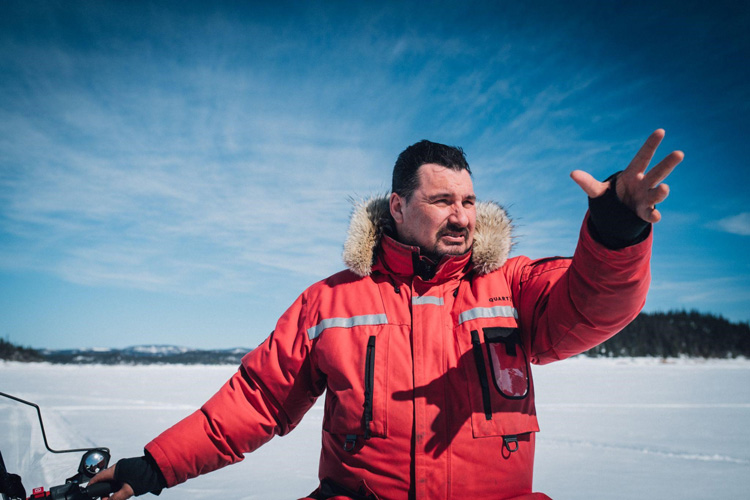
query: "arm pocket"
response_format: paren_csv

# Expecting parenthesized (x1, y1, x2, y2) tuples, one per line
(484, 327, 530, 400)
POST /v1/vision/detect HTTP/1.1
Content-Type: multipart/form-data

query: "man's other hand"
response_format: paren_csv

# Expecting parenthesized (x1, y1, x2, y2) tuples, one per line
(88, 464, 135, 500)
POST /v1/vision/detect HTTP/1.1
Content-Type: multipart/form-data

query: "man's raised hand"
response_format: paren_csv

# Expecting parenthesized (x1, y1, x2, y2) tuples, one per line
(571, 129, 684, 223)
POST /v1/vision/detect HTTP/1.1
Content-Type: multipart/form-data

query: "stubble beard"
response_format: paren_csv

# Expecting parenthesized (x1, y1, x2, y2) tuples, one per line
(423, 225, 472, 262)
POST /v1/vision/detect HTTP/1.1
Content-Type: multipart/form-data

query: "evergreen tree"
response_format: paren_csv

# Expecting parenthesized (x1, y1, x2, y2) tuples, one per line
(584, 310, 750, 358)
(0, 338, 45, 362)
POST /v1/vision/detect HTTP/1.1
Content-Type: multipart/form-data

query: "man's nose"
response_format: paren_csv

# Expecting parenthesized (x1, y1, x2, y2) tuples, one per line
(449, 203, 470, 227)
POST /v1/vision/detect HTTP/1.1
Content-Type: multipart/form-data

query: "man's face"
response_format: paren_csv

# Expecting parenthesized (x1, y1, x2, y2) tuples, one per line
(390, 163, 476, 260)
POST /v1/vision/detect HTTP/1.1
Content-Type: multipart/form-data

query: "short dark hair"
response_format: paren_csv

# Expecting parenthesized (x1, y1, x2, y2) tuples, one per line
(392, 140, 471, 200)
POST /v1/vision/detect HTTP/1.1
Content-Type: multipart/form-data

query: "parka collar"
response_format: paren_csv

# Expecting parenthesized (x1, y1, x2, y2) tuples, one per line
(375, 233, 472, 283)
(342, 196, 513, 279)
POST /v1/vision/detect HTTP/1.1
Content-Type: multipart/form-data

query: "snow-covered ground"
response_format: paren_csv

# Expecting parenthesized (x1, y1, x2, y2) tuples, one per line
(1, 358, 748, 499)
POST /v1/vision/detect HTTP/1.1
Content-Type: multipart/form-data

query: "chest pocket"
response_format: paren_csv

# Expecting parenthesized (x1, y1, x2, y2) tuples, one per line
(483, 327, 530, 399)
(462, 324, 539, 438)
(317, 326, 391, 443)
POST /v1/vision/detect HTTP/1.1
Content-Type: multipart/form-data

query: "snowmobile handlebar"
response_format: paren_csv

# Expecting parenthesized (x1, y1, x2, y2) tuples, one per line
(0, 392, 117, 500)
(25, 480, 118, 500)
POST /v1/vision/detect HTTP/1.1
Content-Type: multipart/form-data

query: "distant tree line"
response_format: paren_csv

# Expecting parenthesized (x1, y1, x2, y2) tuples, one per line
(2, 310, 749, 363)
(0, 338, 45, 362)
(41, 348, 246, 365)
(583, 310, 750, 358)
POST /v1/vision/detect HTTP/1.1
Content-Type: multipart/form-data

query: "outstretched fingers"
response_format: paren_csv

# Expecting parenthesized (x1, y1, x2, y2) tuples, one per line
(636, 183, 670, 223)
(644, 150, 684, 188)
(625, 129, 666, 175)
(570, 169, 609, 198)
(643, 207, 662, 224)
(647, 183, 670, 206)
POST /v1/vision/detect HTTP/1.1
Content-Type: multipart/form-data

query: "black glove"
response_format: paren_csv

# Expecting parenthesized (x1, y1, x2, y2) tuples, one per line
(114, 453, 167, 497)
(0, 471, 26, 500)
(588, 171, 650, 250)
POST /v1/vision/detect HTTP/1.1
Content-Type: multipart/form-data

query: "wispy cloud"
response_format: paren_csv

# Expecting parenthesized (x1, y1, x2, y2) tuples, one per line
(0, 60, 391, 295)
(715, 213, 750, 236)
(0, 128, 378, 293)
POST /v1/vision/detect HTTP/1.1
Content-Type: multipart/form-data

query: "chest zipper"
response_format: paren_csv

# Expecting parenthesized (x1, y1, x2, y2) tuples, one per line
(471, 330, 493, 421)
(345, 335, 377, 453)
(363, 336, 376, 439)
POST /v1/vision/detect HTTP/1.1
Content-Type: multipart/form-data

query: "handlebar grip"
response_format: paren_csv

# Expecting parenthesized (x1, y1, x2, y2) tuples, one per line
(81, 482, 119, 498)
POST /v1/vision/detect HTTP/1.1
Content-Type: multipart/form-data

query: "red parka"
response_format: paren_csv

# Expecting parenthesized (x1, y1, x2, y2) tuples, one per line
(145, 198, 651, 499)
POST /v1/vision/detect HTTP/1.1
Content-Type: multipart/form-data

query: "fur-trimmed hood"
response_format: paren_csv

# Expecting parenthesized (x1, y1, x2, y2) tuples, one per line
(342, 196, 513, 277)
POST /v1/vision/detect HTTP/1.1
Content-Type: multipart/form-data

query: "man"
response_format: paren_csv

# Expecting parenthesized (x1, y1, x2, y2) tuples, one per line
(92, 130, 682, 499)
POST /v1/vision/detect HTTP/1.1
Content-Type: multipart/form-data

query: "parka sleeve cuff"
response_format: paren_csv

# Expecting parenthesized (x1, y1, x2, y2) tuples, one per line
(144, 440, 179, 488)
(587, 171, 651, 250)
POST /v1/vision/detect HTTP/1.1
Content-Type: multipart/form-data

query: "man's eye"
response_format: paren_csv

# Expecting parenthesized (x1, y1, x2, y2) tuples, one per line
(463, 200, 475, 208)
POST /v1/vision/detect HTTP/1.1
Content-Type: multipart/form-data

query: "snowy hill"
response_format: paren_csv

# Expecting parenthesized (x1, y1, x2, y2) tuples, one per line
(39, 345, 251, 364)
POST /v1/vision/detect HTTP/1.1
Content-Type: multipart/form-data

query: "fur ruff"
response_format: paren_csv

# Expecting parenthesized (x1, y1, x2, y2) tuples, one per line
(342, 196, 513, 277)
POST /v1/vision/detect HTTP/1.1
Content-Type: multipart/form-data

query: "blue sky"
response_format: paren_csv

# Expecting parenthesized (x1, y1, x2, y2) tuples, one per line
(1, 1, 748, 349)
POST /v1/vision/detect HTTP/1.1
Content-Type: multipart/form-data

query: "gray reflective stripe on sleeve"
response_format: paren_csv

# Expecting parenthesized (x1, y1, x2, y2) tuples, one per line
(458, 306, 518, 325)
(412, 296, 444, 306)
(307, 314, 389, 340)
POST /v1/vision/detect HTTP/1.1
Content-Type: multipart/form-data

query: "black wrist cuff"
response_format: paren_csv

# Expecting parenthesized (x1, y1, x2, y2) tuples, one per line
(114, 454, 167, 497)
(588, 171, 650, 250)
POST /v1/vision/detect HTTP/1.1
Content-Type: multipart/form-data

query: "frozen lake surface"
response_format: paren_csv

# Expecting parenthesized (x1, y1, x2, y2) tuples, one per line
(2, 357, 748, 499)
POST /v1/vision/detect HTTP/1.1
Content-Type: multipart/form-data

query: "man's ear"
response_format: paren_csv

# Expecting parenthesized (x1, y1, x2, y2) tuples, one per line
(390, 192, 405, 224)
